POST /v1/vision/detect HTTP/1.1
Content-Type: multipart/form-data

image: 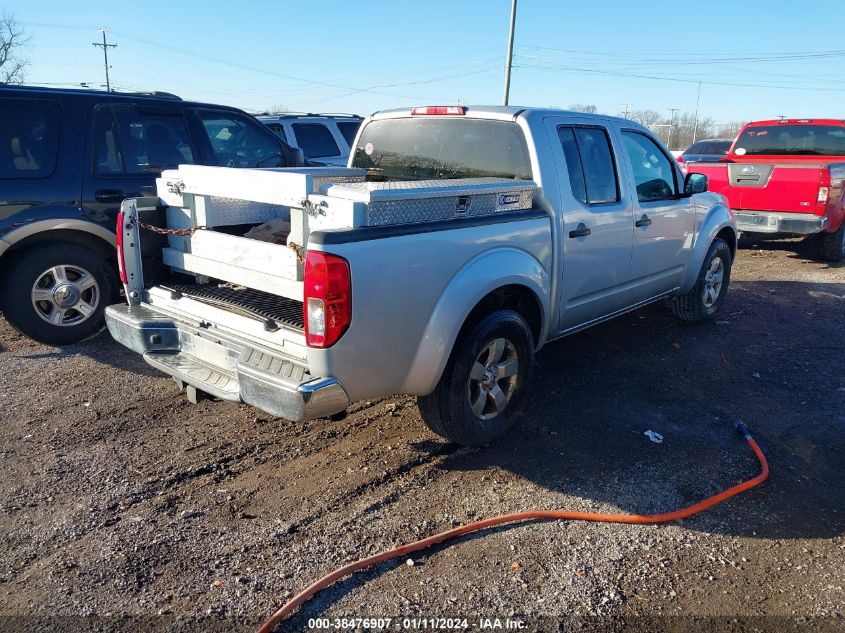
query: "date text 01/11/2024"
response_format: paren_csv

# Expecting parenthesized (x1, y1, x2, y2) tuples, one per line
(306, 617, 527, 629)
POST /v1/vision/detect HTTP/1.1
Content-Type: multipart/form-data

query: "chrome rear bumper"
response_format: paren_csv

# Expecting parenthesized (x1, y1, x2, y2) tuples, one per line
(105, 304, 348, 421)
(734, 210, 827, 235)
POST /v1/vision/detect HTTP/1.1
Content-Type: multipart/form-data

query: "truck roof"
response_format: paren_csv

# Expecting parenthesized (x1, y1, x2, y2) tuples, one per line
(369, 105, 637, 126)
(744, 118, 845, 127)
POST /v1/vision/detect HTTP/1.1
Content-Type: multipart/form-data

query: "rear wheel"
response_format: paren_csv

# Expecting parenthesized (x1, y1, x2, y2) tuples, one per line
(816, 223, 845, 262)
(670, 237, 732, 323)
(417, 309, 534, 447)
(2, 244, 114, 346)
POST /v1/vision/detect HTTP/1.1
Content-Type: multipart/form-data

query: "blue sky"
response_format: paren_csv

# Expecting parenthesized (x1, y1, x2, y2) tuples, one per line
(7, 0, 845, 123)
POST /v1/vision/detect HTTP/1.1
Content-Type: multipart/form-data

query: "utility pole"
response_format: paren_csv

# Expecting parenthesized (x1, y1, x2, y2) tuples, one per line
(622, 103, 631, 119)
(692, 81, 702, 143)
(92, 28, 117, 92)
(502, 0, 518, 105)
(667, 108, 679, 150)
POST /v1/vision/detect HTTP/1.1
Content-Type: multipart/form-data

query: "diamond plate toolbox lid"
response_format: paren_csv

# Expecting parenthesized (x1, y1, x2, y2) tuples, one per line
(317, 177, 536, 227)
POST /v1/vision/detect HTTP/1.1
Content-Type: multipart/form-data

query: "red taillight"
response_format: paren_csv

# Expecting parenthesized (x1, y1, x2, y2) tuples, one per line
(115, 210, 127, 285)
(303, 251, 351, 348)
(677, 155, 684, 163)
(411, 106, 467, 116)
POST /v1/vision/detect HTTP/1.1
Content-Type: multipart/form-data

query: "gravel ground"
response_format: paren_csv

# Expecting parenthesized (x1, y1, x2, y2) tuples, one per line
(1, 237, 843, 633)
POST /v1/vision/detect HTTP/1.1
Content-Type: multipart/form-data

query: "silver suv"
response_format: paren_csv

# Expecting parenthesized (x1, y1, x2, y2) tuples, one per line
(258, 113, 362, 166)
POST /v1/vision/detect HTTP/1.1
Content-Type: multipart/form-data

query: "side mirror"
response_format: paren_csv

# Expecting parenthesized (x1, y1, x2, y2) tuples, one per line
(293, 147, 305, 167)
(684, 172, 708, 195)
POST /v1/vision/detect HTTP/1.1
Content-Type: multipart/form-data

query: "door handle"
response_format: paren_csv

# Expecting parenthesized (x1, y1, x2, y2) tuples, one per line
(568, 223, 591, 239)
(95, 189, 127, 203)
(635, 214, 652, 228)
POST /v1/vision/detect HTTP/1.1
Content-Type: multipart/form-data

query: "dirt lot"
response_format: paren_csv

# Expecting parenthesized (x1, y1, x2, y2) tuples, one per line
(1, 237, 843, 632)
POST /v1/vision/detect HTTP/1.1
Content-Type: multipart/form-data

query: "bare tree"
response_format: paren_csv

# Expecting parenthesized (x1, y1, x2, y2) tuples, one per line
(625, 109, 661, 127)
(0, 12, 30, 85)
(567, 103, 598, 114)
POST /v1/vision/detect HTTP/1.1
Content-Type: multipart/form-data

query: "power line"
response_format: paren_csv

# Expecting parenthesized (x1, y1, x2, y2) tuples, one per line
(513, 61, 845, 93)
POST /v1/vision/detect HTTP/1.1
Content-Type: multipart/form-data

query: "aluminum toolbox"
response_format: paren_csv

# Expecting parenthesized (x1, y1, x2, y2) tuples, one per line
(309, 177, 536, 230)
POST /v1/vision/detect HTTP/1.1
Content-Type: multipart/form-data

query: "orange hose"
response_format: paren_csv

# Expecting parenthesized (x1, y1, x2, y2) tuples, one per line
(257, 426, 768, 633)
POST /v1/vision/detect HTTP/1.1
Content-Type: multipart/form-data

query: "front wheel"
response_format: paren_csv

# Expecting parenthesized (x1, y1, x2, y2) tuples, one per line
(670, 237, 733, 323)
(417, 309, 534, 447)
(1, 243, 115, 346)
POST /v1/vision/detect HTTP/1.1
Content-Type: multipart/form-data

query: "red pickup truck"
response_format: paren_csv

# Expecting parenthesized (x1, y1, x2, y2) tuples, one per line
(688, 119, 845, 261)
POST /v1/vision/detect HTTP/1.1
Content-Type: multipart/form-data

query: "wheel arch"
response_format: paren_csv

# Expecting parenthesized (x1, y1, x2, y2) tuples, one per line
(680, 201, 737, 294)
(400, 247, 550, 396)
(1, 222, 116, 264)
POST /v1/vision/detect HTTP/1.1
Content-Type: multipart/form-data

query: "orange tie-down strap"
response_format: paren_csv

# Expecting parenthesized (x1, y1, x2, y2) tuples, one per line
(257, 421, 769, 632)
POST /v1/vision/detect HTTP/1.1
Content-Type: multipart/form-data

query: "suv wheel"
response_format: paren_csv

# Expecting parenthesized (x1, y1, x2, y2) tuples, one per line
(816, 223, 845, 263)
(417, 309, 534, 447)
(2, 244, 114, 346)
(670, 237, 732, 323)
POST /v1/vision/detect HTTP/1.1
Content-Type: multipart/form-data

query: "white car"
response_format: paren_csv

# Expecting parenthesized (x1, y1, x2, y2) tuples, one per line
(258, 113, 362, 166)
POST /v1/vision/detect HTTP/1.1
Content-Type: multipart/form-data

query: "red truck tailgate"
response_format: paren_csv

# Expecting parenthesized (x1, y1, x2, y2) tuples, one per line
(690, 161, 825, 214)
(732, 162, 825, 213)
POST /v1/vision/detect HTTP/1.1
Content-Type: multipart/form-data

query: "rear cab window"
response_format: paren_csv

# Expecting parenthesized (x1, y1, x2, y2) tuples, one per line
(733, 124, 845, 156)
(292, 123, 341, 159)
(352, 118, 532, 181)
(93, 104, 195, 175)
(0, 98, 62, 179)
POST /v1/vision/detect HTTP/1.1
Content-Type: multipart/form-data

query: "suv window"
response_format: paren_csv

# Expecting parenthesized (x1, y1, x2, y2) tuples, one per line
(622, 131, 677, 201)
(337, 121, 361, 147)
(557, 126, 619, 205)
(94, 104, 195, 175)
(264, 122, 288, 142)
(292, 123, 341, 158)
(198, 110, 284, 168)
(0, 98, 62, 179)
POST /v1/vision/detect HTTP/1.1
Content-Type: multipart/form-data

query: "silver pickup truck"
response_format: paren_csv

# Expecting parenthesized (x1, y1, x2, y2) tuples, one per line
(106, 106, 736, 446)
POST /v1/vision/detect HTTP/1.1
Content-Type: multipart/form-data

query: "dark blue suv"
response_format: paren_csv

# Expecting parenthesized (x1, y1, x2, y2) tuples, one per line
(0, 86, 303, 345)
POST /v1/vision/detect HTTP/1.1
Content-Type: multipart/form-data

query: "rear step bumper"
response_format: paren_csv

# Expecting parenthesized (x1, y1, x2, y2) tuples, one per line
(105, 304, 348, 421)
(734, 210, 828, 235)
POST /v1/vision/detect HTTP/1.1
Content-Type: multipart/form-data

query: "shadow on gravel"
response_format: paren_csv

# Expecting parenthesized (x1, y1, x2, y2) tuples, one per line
(739, 234, 845, 269)
(17, 329, 161, 378)
(432, 279, 845, 541)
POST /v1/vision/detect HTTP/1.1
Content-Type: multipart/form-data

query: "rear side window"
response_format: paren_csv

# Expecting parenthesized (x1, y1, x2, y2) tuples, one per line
(557, 125, 619, 205)
(198, 110, 285, 168)
(337, 121, 361, 147)
(0, 98, 62, 179)
(292, 123, 341, 158)
(94, 104, 195, 175)
(622, 131, 678, 201)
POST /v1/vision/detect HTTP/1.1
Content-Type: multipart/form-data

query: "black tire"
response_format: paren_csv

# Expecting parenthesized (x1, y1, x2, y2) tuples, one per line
(671, 237, 732, 323)
(1, 243, 114, 346)
(417, 309, 534, 447)
(816, 223, 845, 263)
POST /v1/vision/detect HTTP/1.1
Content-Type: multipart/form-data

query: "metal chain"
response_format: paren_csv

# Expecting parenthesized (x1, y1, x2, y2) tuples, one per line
(134, 218, 306, 262)
(288, 242, 306, 264)
(136, 220, 207, 237)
